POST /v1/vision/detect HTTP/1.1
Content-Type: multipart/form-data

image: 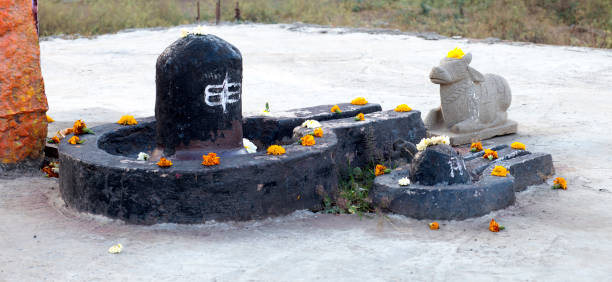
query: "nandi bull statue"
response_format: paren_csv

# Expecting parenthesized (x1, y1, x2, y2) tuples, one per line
(424, 48, 517, 145)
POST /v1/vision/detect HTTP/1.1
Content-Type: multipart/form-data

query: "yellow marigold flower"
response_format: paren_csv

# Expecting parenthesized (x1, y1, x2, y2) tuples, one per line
(46, 115, 54, 123)
(313, 128, 323, 138)
(375, 164, 390, 176)
(355, 113, 365, 121)
(300, 135, 316, 146)
(201, 152, 220, 166)
(351, 97, 368, 105)
(267, 145, 286, 156)
(394, 104, 412, 112)
(157, 157, 173, 168)
(331, 105, 341, 114)
(470, 141, 483, 152)
(68, 136, 80, 145)
(429, 222, 439, 230)
(108, 243, 123, 254)
(553, 177, 567, 190)
(489, 219, 505, 232)
(483, 149, 498, 160)
(117, 115, 138, 126)
(447, 47, 465, 59)
(491, 166, 509, 177)
(511, 142, 526, 150)
(73, 120, 87, 135)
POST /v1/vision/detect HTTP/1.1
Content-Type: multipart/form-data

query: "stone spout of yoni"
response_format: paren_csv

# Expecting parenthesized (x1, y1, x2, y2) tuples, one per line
(426, 53, 512, 134)
(154, 33, 245, 158)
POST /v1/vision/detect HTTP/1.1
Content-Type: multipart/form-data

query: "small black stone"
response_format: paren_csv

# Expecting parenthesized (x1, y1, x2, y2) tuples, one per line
(410, 144, 471, 186)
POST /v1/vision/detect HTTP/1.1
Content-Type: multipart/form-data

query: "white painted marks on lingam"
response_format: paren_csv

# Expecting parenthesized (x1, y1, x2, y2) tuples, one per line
(204, 72, 241, 113)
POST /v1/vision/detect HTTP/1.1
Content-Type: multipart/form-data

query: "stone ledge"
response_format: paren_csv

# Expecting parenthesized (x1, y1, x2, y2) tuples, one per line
(428, 120, 518, 145)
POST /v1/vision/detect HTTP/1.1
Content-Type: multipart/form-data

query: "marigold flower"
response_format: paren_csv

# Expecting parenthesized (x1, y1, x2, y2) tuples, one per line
(72, 120, 93, 135)
(157, 157, 173, 168)
(42, 165, 59, 178)
(429, 222, 439, 230)
(553, 177, 567, 190)
(108, 243, 123, 254)
(46, 115, 54, 123)
(447, 47, 465, 59)
(201, 152, 220, 166)
(394, 104, 412, 112)
(470, 141, 483, 152)
(48, 136, 60, 144)
(483, 149, 498, 160)
(117, 115, 138, 126)
(331, 105, 341, 114)
(68, 136, 81, 145)
(313, 128, 323, 138)
(267, 145, 286, 155)
(351, 97, 368, 105)
(491, 166, 509, 177)
(511, 142, 526, 150)
(300, 135, 316, 146)
(489, 219, 505, 232)
(355, 113, 365, 121)
(375, 164, 390, 176)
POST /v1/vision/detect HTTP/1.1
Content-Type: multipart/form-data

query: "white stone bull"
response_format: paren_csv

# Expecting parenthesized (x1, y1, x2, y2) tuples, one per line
(426, 53, 511, 133)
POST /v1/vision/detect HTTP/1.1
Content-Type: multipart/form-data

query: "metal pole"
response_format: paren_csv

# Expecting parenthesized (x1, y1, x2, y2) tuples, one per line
(196, 1, 200, 23)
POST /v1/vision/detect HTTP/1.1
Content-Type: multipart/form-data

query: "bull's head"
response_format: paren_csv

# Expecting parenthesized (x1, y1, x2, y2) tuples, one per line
(429, 53, 484, 85)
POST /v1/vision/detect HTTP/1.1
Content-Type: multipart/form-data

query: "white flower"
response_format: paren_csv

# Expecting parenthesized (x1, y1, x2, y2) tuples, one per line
(180, 28, 189, 38)
(108, 243, 123, 254)
(416, 136, 450, 151)
(243, 138, 257, 154)
(398, 177, 411, 186)
(301, 120, 322, 129)
(193, 25, 206, 35)
(137, 152, 150, 161)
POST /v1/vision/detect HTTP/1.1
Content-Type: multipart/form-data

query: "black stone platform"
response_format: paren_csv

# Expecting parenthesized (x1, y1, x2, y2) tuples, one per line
(59, 104, 426, 224)
(372, 144, 554, 220)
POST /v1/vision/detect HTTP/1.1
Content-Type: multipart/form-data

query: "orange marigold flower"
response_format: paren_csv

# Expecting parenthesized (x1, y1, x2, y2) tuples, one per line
(72, 120, 89, 135)
(394, 104, 412, 112)
(331, 105, 341, 113)
(46, 115, 55, 123)
(355, 113, 365, 121)
(351, 97, 368, 105)
(68, 136, 80, 145)
(117, 115, 138, 126)
(49, 136, 60, 144)
(489, 219, 505, 232)
(157, 157, 173, 168)
(553, 177, 567, 190)
(313, 128, 323, 138)
(300, 135, 316, 146)
(375, 164, 389, 176)
(267, 145, 286, 155)
(483, 149, 498, 160)
(470, 141, 483, 152)
(201, 152, 220, 166)
(429, 222, 439, 230)
(491, 166, 509, 177)
(511, 142, 526, 150)
(42, 166, 59, 178)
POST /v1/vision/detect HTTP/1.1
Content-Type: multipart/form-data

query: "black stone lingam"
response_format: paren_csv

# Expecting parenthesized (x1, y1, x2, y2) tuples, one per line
(155, 34, 244, 159)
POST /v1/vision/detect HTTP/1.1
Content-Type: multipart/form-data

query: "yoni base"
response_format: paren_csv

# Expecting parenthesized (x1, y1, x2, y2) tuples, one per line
(427, 120, 518, 145)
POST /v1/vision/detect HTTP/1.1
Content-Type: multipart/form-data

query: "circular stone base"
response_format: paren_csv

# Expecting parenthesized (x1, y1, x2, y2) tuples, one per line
(59, 118, 338, 224)
(372, 165, 515, 220)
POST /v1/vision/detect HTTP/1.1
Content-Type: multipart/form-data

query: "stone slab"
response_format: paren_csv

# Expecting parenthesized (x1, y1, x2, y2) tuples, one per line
(372, 165, 516, 220)
(428, 120, 518, 145)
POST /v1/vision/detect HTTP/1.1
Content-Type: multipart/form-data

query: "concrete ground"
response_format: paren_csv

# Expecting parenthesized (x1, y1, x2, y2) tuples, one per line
(2, 24, 612, 281)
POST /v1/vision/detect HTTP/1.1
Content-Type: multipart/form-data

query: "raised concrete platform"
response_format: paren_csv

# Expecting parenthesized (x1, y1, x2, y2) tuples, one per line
(428, 120, 518, 145)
